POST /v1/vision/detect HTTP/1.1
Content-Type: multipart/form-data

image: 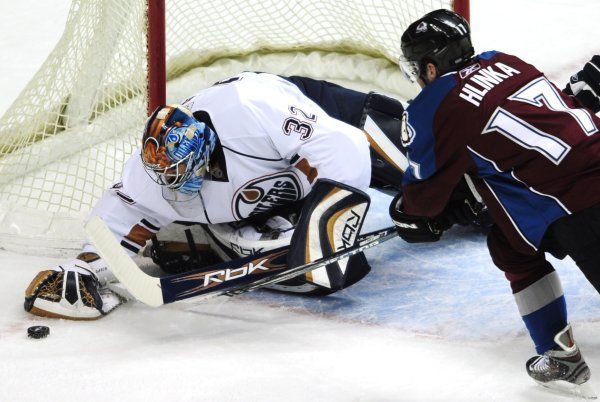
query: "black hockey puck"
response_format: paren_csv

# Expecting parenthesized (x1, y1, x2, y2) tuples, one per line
(27, 326, 50, 339)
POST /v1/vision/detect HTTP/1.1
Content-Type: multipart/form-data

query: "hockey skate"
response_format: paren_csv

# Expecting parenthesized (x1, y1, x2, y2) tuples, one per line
(526, 324, 596, 399)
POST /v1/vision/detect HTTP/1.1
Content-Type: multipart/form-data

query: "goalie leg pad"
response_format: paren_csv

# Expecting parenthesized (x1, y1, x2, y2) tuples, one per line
(204, 215, 295, 260)
(204, 216, 330, 295)
(360, 92, 407, 195)
(286, 179, 371, 295)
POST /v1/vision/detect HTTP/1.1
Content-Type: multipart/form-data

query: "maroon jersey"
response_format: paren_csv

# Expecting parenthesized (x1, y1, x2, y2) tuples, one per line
(401, 51, 600, 254)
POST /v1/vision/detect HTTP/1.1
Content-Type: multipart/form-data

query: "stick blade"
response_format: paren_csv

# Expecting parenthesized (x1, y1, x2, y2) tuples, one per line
(85, 216, 164, 307)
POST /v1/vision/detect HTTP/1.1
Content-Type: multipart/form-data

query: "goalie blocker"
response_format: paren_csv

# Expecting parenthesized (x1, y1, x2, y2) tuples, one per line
(205, 179, 371, 295)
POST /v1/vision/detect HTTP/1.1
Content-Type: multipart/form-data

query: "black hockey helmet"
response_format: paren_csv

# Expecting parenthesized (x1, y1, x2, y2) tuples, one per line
(399, 9, 474, 82)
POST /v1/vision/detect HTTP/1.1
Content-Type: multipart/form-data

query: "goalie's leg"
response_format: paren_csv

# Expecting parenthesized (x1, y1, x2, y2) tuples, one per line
(359, 91, 407, 194)
(203, 180, 372, 295)
(283, 178, 371, 295)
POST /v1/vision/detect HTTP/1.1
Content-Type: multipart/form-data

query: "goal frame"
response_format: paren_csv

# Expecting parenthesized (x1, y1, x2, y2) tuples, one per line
(0, 0, 471, 256)
(146, 0, 470, 114)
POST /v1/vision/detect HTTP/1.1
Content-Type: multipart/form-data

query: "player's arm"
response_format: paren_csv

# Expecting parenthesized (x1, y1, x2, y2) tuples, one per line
(390, 177, 489, 243)
(564, 55, 600, 113)
(389, 100, 483, 242)
(24, 156, 172, 320)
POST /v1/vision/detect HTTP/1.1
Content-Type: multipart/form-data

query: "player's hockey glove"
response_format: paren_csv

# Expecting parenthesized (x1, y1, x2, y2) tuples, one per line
(389, 194, 449, 243)
(564, 55, 600, 113)
(442, 177, 493, 228)
(24, 258, 124, 320)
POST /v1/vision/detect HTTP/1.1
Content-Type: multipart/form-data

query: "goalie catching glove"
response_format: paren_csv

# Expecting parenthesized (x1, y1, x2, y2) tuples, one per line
(564, 55, 600, 113)
(24, 255, 124, 320)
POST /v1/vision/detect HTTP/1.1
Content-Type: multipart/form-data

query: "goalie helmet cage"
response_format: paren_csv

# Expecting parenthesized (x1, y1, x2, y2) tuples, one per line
(0, 0, 469, 256)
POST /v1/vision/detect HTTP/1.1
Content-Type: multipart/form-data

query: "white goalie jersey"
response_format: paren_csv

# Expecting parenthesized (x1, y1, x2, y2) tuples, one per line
(86, 72, 372, 255)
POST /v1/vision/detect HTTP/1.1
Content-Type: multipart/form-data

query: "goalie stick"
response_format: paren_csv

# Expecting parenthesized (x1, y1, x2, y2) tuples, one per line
(85, 216, 398, 307)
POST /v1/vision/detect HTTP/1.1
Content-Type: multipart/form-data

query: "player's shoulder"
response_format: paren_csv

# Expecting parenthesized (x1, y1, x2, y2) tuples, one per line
(213, 71, 295, 94)
(120, 151, 163, 197)
(471, 50, 541, 76)
(229, 72, 302, 103)
(185, 72, 297, 113)
(407, 72, 458, 120)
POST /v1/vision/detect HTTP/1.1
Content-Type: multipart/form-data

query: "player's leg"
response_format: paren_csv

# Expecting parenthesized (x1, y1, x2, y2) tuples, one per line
(203, 214, 328, 294)
(545, 204, 600, 293)
(203, 179, 372, 295)
(284, 179, 371, 295)
(203, 215, 295, 263)
(359, 91, 406, 194)
(488, 226, 592, 390)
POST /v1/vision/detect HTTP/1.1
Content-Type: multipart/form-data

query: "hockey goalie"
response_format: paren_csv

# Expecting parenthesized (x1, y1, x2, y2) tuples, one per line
(24, 71, 435, 320)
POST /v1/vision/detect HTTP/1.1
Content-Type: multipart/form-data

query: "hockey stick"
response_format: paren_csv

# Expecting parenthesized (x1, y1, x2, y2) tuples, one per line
(85, 216, 398, 307)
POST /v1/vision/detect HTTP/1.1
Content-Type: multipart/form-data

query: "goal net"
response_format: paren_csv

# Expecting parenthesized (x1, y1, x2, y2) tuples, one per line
(0, 0, 468, 256)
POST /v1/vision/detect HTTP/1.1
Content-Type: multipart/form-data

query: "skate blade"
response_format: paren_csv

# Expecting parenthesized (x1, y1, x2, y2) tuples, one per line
(535, 379, 598, 399)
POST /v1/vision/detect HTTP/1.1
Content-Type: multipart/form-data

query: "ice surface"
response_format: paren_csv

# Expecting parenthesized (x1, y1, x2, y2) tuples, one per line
(1, 1, 599, 401)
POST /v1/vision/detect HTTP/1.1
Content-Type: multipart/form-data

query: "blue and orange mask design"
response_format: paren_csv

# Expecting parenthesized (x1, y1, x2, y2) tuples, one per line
(141, 104, 216, 194)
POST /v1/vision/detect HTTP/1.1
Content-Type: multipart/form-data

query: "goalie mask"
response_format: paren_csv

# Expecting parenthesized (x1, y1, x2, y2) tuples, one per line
(141, 104, 217, 194)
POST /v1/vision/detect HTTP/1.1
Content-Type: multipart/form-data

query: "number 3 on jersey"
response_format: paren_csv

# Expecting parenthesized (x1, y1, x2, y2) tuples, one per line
(483, 77, 598, 165)
(282, 106, 317, 140)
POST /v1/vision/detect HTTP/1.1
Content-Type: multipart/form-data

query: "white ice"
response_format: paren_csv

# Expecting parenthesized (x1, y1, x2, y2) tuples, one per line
(1, 1, 600, 401)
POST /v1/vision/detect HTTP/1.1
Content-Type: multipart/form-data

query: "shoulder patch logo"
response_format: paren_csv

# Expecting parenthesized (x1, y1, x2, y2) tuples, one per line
(459, 63, 481, 79)
(400, 111, 416, 147)
(232, 172, 303, 220)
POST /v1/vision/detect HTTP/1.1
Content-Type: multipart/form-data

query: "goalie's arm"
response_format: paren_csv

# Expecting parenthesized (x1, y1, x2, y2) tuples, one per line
(82, 153, 176, 263)
(85, 188, 164, 256)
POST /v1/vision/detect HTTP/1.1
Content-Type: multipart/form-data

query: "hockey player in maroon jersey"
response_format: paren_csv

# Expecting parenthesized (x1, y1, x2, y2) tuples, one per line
(389, 9, 600, 396)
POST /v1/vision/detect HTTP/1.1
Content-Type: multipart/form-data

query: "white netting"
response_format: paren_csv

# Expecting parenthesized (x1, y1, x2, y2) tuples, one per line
(0, 0, 456, 255)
